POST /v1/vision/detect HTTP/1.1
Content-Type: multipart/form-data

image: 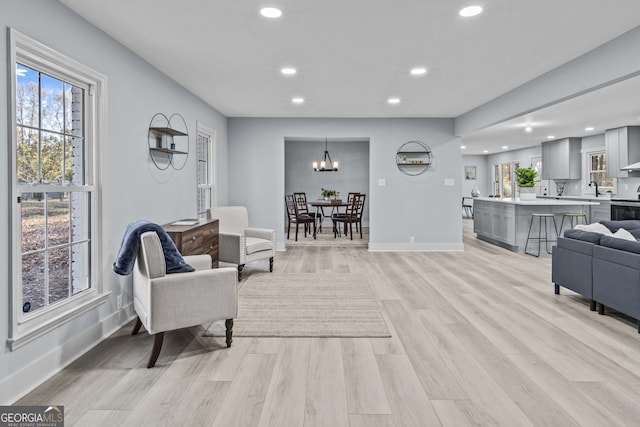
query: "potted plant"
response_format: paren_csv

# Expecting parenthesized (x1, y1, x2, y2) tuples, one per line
(321, 188, 339, 200)
(515, 167, 538, 200)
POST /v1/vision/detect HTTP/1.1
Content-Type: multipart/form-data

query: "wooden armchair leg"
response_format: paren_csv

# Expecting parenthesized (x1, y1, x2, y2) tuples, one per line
(147, 332, 164, 368)
(225, 319, 234, 348)
(131, 316, 143, 335)
(269, 257, 274, 272)
(238, 264, 244, 281)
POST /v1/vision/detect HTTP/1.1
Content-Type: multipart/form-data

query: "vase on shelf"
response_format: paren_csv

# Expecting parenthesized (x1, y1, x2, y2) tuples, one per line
(471, 186, 480, 198)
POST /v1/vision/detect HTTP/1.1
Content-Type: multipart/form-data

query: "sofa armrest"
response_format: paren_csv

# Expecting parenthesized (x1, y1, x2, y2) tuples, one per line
(147, 267, 238, 333)
(557, 236, 595, 255)
(245, 227, 275, 242)
(594, 242, 640, 269)
(219, 232, 244, 264)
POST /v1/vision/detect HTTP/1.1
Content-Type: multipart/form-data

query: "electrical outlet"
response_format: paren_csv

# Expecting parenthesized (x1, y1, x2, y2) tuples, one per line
(410, 236, 416, 244)
(116, 294, 122, 310)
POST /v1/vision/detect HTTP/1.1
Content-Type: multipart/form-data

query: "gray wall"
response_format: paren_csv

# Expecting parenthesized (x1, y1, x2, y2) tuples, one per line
(1, 1, 229, 403)
(228, 118, 463, 250)
(461, 155, 489, 198)
(285, 139, 370, 226)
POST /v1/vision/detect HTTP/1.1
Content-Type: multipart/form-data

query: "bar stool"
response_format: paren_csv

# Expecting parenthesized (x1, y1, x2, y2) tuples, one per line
(558, 212, 588, 236)
(525, 213, 558, 257)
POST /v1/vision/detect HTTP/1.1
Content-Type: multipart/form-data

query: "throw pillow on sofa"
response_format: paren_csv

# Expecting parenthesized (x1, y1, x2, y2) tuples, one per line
(612, 228, 637, 241)
(575, 223, 612, 235)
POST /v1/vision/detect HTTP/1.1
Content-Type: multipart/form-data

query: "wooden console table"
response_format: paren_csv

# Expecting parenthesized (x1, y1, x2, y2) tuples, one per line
(162, 219, 219, 268)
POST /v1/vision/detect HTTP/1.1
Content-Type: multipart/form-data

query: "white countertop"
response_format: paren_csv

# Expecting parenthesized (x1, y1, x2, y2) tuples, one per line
(538, 195, 610, 202)
(474, 197, 599, 206)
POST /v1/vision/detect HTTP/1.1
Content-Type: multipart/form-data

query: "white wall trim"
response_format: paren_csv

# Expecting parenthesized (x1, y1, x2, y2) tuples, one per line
(0, 304, 136, 405)
(368, 243, 464, 252)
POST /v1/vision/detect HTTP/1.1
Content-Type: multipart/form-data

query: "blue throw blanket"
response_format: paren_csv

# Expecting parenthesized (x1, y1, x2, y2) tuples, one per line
(113, 220, 195, 276)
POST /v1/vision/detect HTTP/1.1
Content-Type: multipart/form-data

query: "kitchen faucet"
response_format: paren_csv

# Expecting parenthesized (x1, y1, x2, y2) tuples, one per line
(589, 180, 599, 197)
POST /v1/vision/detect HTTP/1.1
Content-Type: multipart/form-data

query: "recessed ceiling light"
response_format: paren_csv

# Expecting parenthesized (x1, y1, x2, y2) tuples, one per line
(525, 126, 532, 133)
(483, 150, 489, 153)
(291, 97, 304, 104)
(547, 135, 555, 139)
(461, 145, 466, 150)
(459, 5, 483, 17)
(585, 127, 595, 131)
(260, 7, 282, 18)
(388, 97, 401, 105)
(281, 67, 297, 75)
(410, 67, 427, 76)
(502, 146, 508, 150)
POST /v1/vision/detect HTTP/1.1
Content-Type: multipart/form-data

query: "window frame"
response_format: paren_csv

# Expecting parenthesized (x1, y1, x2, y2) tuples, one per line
(493, 161, 520, 198)
(582, 147, 617, 195)
(196, 122, 217, 218)
(8, 29, 108, 350)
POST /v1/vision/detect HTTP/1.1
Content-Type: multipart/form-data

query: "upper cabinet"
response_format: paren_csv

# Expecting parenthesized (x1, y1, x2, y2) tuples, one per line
(541, 137, 581, 180)
(605, 126, 640, 178)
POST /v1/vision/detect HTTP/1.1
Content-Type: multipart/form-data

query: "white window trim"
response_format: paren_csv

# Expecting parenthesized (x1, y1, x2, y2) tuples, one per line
(8, 29, 109, 350)
(196, 122, 217, 217)
(581, 146, 617, 195)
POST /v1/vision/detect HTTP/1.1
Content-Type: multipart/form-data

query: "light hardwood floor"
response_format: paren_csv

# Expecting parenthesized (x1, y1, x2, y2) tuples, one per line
(16, 220, 640, 426)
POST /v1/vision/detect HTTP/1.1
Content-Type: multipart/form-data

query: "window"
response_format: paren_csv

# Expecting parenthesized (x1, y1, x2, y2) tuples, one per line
(196, 123, 216, 218)
(493, 161, 520, 198)
(9, 30, 107, 349)
(585, 149, 616, 194)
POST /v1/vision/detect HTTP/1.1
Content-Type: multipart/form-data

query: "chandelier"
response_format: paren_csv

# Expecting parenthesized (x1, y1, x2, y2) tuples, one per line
(313, 138, 339, 172)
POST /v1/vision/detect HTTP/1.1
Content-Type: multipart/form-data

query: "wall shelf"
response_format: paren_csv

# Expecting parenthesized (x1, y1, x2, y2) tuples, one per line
(148, 113, 189, 170)
(149, 147, 188, 155)
(396, 141, 432, 176)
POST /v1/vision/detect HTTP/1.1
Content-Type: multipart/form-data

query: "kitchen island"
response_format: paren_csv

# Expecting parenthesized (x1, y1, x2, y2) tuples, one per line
(473, 197, 599, 253)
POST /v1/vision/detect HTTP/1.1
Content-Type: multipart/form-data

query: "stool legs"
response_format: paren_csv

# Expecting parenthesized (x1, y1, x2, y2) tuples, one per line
(525, 214, 558, 257)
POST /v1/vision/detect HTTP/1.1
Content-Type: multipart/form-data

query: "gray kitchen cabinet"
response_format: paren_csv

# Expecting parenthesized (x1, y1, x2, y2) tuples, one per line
(605, 126, 640, 178)
(473, 201, 492, 238)
(541, 138, 581, 180)
(590, 200, 611, 222)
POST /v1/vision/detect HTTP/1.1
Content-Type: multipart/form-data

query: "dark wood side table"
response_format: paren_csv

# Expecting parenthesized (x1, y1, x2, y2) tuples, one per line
(162, 219, 219, 268)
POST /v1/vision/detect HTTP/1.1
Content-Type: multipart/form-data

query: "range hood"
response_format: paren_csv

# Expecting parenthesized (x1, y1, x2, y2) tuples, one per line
(621, 161, 640, 170)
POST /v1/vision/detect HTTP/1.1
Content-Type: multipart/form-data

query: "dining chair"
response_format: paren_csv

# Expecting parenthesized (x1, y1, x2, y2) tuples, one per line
(293, 192, 317, 233)
(331, 192, 360, 235)
(332, 193, 366, 240)
(462, 197, 474, 218)
(285, 194, 316, 241)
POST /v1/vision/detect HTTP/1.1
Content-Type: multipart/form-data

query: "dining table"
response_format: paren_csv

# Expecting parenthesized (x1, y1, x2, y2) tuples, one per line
(309, 199, 350, 234)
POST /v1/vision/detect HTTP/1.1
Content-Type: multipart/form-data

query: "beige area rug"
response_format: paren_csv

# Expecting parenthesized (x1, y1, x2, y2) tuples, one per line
(205, 273, 390, 338)
(284, 225, 369, 248)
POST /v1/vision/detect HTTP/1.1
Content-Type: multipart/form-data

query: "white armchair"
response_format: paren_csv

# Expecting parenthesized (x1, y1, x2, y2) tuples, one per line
(132, 231, 238, 368)
(209, 206, 276, 281)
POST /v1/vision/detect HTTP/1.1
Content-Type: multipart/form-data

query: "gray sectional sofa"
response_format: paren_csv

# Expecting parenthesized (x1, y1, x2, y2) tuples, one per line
(552, 220, 640, 332)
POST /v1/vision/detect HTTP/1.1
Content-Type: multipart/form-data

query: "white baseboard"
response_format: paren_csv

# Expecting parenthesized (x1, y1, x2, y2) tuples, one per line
(0, 304, 136, 405)
(368, 242, 464, 252)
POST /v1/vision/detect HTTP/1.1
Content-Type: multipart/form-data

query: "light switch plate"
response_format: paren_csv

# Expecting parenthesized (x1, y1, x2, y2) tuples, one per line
(444, 178, 455, 186)
(378, 178, 386, 186)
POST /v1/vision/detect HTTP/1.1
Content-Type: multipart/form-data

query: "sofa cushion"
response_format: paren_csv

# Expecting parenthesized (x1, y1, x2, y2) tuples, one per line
(563, 229, 604, 244)
(245, 236, 273, 255)
(599, 220, 640, 232)
(599, 235, 640, 254)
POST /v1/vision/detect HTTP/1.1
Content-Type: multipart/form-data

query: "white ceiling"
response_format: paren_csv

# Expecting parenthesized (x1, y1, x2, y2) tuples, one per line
(59, 0, 640, 154)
